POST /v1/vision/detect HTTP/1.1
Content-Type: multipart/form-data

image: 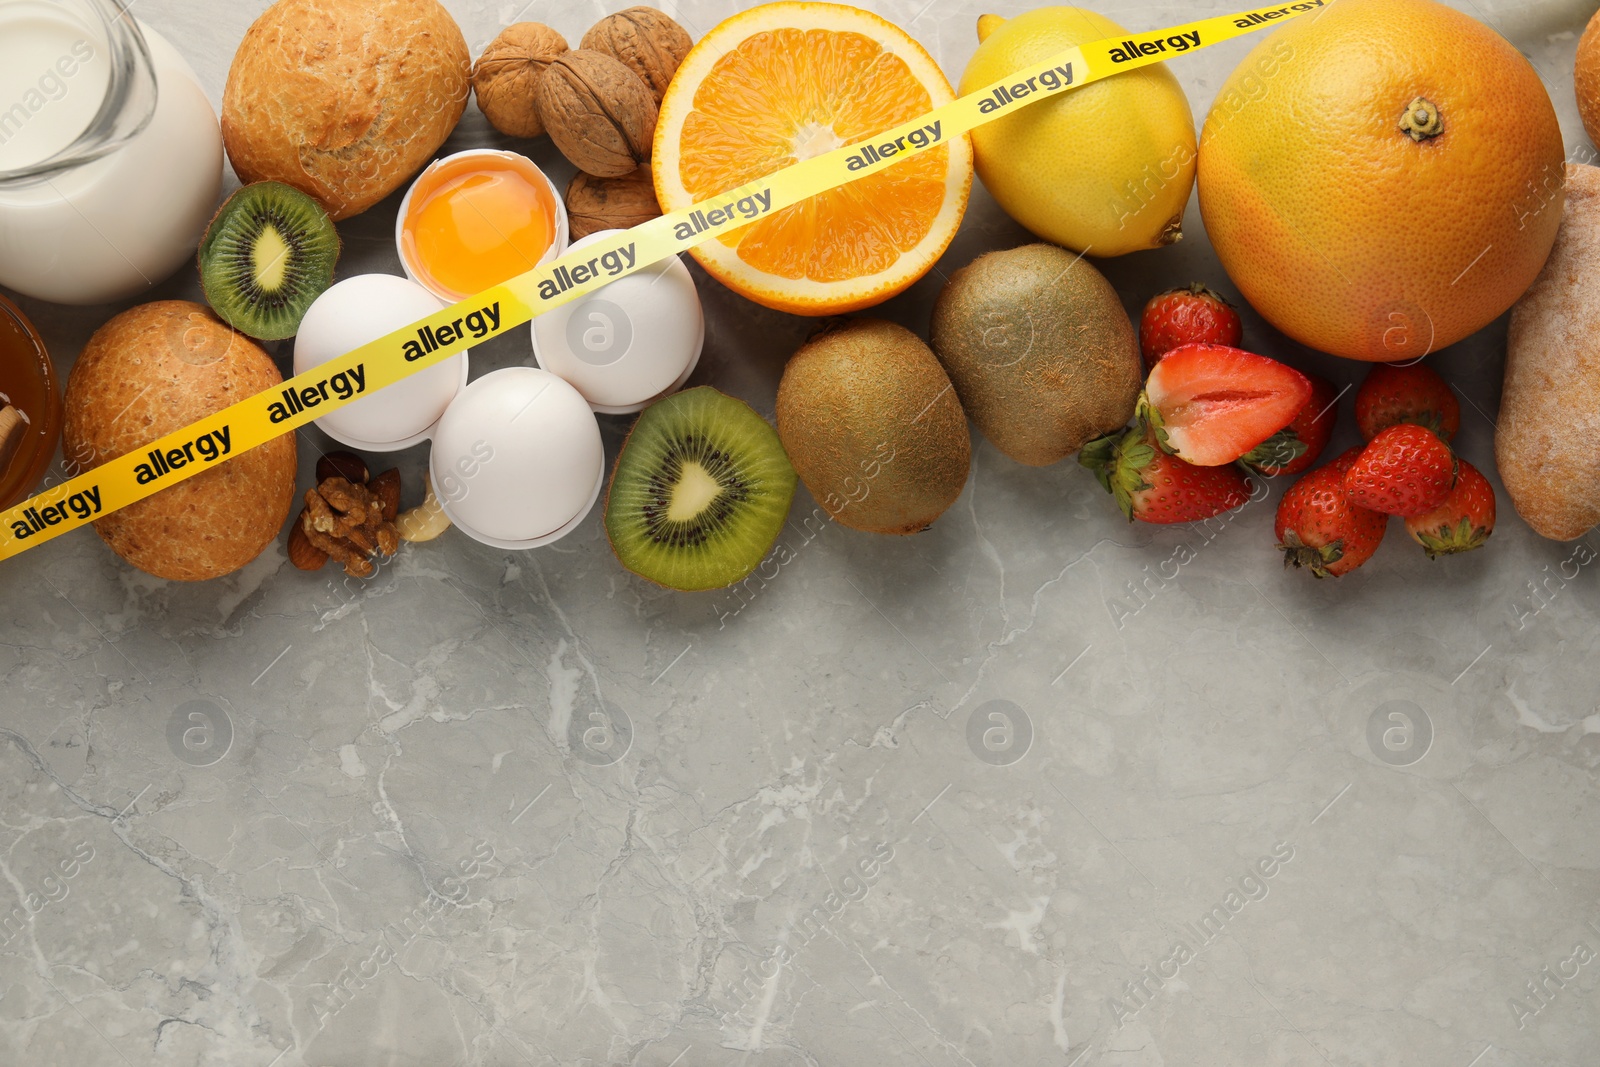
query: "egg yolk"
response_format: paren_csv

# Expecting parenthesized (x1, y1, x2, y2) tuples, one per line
(402, 155, 558, 300)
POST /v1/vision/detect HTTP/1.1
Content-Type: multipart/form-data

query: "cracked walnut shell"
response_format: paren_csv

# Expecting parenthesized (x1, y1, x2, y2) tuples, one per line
(473, 22, 569, 138)
(535, 49, 658, 179)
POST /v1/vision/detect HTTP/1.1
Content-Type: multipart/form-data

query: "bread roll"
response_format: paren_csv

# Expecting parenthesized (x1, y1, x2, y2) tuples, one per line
(63, 302, 296, 581)
(221, 0, 471, 221)
(1498, 163, 1600, 541)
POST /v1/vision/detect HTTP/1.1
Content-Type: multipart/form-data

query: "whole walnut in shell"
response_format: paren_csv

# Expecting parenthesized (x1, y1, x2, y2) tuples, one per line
(536, 49, 658, 179)
(580, 7, 693, 104)
(473, 23, 569, 138)
(565, 168, 662, 240)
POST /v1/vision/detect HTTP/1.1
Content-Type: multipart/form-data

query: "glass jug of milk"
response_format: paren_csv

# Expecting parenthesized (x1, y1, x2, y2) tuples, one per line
(0, 0, 222, 305)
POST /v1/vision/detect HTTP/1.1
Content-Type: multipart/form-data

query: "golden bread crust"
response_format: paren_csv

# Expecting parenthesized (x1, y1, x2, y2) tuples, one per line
(63, 302, 296, 581)
(221, 0, 470, 220)
(1499, 163, 1600, 542)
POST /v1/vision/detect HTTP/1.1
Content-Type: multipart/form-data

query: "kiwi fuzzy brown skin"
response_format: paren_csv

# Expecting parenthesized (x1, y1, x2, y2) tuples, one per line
(930, 244, 1141, 466)
(776, 318, 970, 535)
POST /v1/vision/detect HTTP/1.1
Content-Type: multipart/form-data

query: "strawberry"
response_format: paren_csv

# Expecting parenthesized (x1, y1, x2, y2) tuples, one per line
(1343, 424, 1456, 517)
(1080, 424, 1253, 524)
(1354, 362, 1461, 442)
(1240, 372, 1340, 477)
(1139, 283, 1243, 367)
(1276, 446, 1389, 578)
(1404, 458, 1495, 559)
(1142, 343, 1313, 466)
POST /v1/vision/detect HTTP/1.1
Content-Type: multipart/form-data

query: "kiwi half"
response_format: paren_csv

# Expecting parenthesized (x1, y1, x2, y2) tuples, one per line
(605, 387, 797, 592)
(199, 181, 340, 341)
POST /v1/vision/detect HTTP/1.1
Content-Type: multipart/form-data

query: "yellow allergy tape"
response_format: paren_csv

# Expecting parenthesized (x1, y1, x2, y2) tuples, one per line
(0, 0, 1320, 562)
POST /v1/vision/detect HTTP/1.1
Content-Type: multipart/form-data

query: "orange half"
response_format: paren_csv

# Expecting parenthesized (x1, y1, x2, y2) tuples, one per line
(653, 3, 972, 315)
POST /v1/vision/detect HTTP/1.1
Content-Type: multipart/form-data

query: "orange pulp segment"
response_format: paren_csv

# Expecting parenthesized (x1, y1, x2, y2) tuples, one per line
(654, 4, 972, 315)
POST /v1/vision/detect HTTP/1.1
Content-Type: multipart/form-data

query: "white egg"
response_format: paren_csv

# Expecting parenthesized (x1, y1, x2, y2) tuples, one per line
(293, 274, 468, 451)
(430, 367, 604, 549)
(531, 229, 704, 413)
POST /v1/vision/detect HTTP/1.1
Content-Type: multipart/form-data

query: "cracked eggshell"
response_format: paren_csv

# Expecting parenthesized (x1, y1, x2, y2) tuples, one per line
(531, 229, 702, 413)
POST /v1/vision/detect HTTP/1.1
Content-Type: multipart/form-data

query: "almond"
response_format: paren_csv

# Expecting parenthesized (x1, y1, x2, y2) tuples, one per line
(287, 515, 329, 570)
(367, 468, 402, 522)
(316, 450, 368, 485)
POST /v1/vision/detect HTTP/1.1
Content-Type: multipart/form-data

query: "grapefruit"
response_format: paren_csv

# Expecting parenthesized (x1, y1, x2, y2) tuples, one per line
(1197, 0, 1564, 362)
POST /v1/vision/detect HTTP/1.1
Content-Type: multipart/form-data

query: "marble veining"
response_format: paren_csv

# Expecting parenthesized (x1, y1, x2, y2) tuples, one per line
(3, 0, 1600, 1064)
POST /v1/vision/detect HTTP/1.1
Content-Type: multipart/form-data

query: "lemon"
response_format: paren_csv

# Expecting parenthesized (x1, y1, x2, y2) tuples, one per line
(960, 8, 1196, 256)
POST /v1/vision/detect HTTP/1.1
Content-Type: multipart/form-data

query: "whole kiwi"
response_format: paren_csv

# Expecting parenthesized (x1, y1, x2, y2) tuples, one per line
(776, 319, 970, 535)
(930, 244, 1141, 465)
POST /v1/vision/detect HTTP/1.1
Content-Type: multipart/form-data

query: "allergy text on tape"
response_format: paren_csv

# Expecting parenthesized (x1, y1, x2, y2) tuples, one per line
(0, 0, 1322, 561)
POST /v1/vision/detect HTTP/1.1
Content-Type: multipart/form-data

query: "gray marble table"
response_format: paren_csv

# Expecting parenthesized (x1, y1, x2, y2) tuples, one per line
(4, 0, 1599, 1064)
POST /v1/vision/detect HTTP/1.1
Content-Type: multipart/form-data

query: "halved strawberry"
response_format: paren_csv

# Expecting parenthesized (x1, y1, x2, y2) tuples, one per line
(1241, 372, 1340, 477)
(1143, 343, 1313, 466)
(1081, 424, 1253, 524)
